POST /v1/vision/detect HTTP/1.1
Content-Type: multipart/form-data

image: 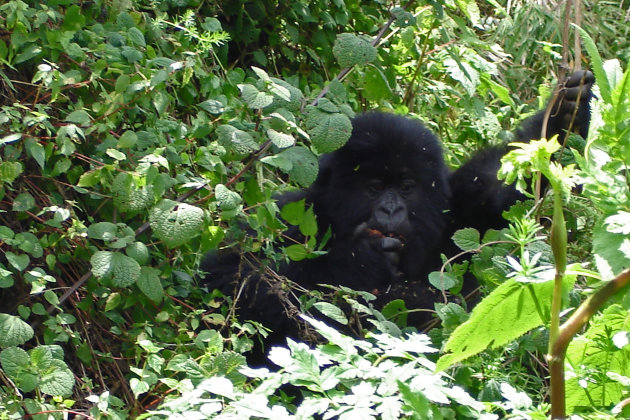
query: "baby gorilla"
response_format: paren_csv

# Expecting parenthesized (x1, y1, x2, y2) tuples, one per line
(200, 70, 594, 354)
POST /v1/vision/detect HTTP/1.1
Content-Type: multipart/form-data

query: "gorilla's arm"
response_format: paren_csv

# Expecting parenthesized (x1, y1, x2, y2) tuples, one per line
(448, 70, 594, 233)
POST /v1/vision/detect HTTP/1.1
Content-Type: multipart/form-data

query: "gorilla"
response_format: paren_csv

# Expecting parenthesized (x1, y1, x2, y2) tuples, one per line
(200, 70, 594, 353)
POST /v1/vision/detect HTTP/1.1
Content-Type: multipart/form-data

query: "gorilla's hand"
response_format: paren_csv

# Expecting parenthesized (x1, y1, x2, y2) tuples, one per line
(552, 70, 595, 136)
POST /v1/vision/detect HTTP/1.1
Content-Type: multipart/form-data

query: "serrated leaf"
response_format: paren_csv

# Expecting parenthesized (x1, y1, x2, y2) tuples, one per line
(285, 244, 308, 261)
(137, 266, 163, 303)
(452, 228, 481, 251)
(277, 146, 319, 187)
(332, 33, 377, 68)
(149, 199, 205, 247)
(238, 84, 273, 109)
(90, 251, 141, 287)
(0, 161, 23, 184)
(39, 359, 74, 396)
(313, 302, 348, 325)
(437, 275, 575, 371)
(87, 222, 118, 240)
(428, 271, 458, 291)
(214, 184, 242, 211)
(216, 125, 258, 158)
(127, 27, 146, 47)
(0, 314, 34, 347)
(305, 106, 352, 153)
(267, 129, 295, 148)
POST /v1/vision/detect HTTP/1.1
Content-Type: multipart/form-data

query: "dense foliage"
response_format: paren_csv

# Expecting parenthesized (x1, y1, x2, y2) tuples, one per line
(0, 0, 629, 418)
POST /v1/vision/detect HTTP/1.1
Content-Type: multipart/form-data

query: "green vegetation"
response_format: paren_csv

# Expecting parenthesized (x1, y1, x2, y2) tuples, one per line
(0, 0, 629, 418)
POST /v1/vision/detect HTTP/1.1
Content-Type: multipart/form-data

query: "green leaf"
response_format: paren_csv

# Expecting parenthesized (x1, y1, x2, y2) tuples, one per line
(137, 267, 164, 303)
(198, 99, 225, 115)
(65, 110, 91, 125)
(0, 161, 23, 184)
(106, 148, 127, 161)
(0, 314, 34, 347)
(267, 129, 295, 148)
(277, 146, 319, 187)
(437, 274, 576, 371)
(12, 192, 35, 212)
(238, 84, 273, 109)
(127, 27, 146, 47)
(214, 184, 242, 211)
(149, 199, 205, 247)
(6, 252, 29, 271)
(26, 139, 46, 169)
(452, 228, 481, 251)
(216, 125, 258, 158)
(285, 244, 308, 261)
(574, 25, 611, 103)
(90, 251, 141, 287)
(428, 271, 458, 291)
(313, 302, 348, 325)
(117, 130, 137, 148)
(87, 222, 118, 240)
(0, 133, 21, 145)
(305, 103, 352, 153)
(126, 242, 150, 265)
(281, 199, 306, 225)
(0, 347, 38, 392)
(592, 217, 630, 280)
(332, 33, 377, 68)
(39, 359, 74, 396)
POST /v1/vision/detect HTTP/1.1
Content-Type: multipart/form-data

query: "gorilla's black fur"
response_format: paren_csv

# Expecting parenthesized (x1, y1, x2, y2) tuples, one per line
(200, 70, 594, 354)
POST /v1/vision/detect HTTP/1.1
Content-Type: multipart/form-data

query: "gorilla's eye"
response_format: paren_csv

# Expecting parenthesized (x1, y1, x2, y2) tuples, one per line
(399, 179, 416, 193)
(367, 181, 384, 194)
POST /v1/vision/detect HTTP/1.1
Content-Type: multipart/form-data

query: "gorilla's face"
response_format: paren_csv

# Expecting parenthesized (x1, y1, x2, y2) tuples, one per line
(309, 113, 451, 278)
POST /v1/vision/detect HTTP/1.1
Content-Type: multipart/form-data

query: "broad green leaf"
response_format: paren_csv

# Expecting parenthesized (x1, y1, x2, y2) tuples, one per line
(12, 192, 35, 212)
(65, 110, 91, 125)
(267, 129, 295, 148)
(452, 228, 481, 251)
(149, 199, 205, 247)
(437, 274, 576, 371)
(0, 161, 23, 184)
(238, 84, 273, 109)
(281, 199, 306, 225)
(39, 359, 74, 396)
(216, 125, 258, 158)
(126, 242, 149, 265)
(6, 252, 29, 271)
(0, 314, 34, 347)
(285, 244, 308, 261)
(137, 267, 163, 303)
(127, 27, 146, 47)
(305, 104, 352, 153)
(90, 251, 141, 287)
(332, 33, 377, 68)
(117, 130, 137, 148)
(214, 184, 242, 211)
(278, 146, 319, 187)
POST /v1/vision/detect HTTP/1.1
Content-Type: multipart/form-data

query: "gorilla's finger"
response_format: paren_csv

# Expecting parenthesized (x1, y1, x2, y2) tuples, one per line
(562, 70, 595, 101)
(381, 236, 403, 252)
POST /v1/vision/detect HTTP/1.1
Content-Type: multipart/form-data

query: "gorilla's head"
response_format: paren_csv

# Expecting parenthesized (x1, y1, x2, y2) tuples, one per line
(309, 112, 451, 279)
